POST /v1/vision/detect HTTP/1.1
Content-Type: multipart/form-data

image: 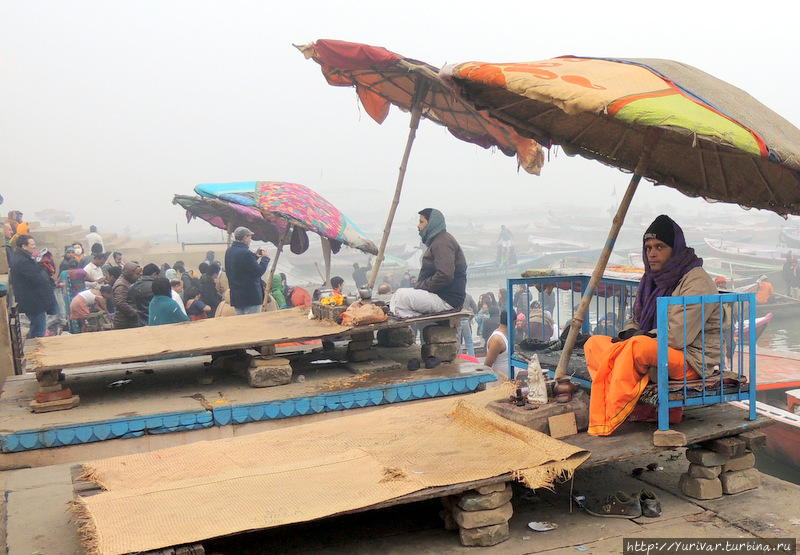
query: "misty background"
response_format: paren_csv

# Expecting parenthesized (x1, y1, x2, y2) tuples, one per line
(2, 0, 799, 248)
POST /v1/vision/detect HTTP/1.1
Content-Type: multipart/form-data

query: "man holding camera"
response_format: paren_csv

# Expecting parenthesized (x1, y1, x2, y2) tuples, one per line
(224, 227, 270, 315)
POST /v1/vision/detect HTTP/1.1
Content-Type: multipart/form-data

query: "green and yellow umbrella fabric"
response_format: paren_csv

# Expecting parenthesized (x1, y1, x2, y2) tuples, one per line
(446, 56, 800, 215)
(445, 55, 800, 377)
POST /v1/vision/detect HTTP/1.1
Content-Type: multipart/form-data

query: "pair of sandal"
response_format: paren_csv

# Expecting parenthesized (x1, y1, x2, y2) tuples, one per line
(407, 356, 441, 371)
(579, 489, 661, 519)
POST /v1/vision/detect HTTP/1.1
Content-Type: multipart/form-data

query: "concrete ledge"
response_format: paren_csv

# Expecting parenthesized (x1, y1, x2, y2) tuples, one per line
(0, 373, 497, 453)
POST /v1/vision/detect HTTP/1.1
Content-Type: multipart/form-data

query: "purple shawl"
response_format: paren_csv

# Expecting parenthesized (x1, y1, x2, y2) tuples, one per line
(633, 217, 703, 331)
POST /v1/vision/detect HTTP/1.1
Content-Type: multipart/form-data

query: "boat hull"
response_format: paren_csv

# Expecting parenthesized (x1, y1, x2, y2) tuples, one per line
(757, 301, 799, 319)
(780, 228, 800, 249)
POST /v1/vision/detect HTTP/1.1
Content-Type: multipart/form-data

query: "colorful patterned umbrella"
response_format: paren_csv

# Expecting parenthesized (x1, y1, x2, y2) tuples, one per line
(297, 39, 546, 289)
(297, 39, 545, 175)
(172, 195, 285, 245)
(445, 56, 800, 214)
(255, 181, 377, 255)
(445, 55, 800, 377)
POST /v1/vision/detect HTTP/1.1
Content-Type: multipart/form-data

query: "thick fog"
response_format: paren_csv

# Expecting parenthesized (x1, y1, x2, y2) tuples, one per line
(2, 0, 799, 248)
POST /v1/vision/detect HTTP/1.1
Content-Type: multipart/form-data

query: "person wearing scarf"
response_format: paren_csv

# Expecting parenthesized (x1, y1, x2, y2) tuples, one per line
(583, 215, 721, 436)
(389, 208, 467, 318)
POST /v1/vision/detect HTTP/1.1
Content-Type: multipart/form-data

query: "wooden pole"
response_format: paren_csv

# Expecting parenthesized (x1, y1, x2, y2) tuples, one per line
(265, 225, 291, 306)
(555, 129, 661, 378)
(321, 236, 332, 289)
(366, 81, 430, 290)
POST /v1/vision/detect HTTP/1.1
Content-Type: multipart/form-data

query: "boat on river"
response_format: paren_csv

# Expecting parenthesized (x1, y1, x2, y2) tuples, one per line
(779, 227, 800, 249)
(757, 299, 800, 319)
(704, 238, 791, 266)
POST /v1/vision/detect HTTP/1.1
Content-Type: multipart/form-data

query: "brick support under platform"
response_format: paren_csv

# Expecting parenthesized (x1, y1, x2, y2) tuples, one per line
(440, 482, 513, 547)
(679, 432, 762, 500)
(31, 370, 80, 413)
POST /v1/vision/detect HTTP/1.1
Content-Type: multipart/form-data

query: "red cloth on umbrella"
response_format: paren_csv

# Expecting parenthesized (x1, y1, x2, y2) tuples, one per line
(314, 39, 400, 71)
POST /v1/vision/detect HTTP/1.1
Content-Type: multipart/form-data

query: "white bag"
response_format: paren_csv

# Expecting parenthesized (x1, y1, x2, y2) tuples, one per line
(526, 354, 548, 404)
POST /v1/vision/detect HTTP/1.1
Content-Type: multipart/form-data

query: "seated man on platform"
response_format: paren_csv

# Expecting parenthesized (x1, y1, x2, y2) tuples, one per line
(583, 215, 721, 437)
(390, 208, 467, 318)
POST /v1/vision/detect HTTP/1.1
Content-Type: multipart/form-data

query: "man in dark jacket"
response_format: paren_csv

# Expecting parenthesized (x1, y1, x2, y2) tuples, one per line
(224, 227, 270, 314)
(129, 263, 160, 325)
(9, 235, 57, 338)
(389, 208, 467, 318)
(113, 262, 142, 329)
(199, 262, 222, 314)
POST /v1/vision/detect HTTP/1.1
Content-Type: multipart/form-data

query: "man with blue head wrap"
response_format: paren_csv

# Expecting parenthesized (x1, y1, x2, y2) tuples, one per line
(389, 208, 467, 318)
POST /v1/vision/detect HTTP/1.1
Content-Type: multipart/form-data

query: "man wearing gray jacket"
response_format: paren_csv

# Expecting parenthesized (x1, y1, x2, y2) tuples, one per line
(390, 208, 467, 318)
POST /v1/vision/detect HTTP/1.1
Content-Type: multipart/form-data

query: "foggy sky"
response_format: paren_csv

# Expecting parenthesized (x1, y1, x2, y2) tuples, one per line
(2, 0, 799, 242)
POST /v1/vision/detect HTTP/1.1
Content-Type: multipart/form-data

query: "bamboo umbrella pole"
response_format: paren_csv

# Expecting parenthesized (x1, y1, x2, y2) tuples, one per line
(366, 81, 431, 290)
(265, 225, 292, 306)
(555, 130, 661, 379)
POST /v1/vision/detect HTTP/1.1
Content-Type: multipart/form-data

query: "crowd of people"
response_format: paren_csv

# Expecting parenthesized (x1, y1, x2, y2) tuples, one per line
(6, 221, 320, 338)
(4, 206, 754, 440)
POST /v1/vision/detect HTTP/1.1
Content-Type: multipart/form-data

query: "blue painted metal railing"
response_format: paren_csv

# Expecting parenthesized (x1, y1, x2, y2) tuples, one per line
(506, 275, 638, 385)
(656, 292, 757, 431)
(506, 275, 758, 431)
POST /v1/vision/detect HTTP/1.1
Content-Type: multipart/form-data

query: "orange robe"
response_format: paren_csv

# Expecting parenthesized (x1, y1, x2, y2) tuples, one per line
(584, 335, 699, 436)
(756, 282, 773, 304)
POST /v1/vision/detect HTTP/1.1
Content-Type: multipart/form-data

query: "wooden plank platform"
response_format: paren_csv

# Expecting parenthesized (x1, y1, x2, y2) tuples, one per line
(67, 403, 772, 553)
(568, 403, 773, 467)
(27, 308, 469, 372)
(71, 466, 207, 555)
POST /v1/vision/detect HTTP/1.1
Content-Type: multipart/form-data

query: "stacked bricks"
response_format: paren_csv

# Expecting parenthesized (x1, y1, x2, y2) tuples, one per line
(247, 356, 293, 388)
(439, 482, 513, 547)
(347, 332, 376, 362)
(421, 323, 459, 362)
(376, 326, 415, 347)
(679, 432, 765, 499)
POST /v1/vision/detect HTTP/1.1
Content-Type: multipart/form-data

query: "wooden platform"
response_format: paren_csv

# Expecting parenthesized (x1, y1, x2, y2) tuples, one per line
(0, 349, 495, 457)
(570, 403, 772, 467)
(67, 403, 771, 554)
(27, 308, 470, 372)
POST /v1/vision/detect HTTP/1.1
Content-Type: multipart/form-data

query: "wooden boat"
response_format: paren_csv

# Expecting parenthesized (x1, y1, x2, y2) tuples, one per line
(742, 312, 773, 340)
(704, 238, 791, 266)
(731, 351, 800, 469)
(779, 227, 800, 249)
(757, 298, 800, 319)
(742, 401, 800, 469)
(467, 248, 603, 282)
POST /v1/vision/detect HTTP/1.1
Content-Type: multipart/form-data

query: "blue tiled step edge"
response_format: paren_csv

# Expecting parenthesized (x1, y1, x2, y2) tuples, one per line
(0, 373, 496, 453)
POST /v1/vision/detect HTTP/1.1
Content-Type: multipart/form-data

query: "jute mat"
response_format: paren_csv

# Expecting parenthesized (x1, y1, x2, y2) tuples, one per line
(73, 384, 589, 554)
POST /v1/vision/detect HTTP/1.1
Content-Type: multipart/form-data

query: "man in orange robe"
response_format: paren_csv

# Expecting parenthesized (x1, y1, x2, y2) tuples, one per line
(584, 215, 721, 436)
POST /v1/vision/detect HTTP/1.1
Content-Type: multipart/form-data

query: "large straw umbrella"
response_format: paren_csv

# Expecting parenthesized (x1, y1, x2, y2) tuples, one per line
(297, 39, 545, 290)
(444, 56, 800, 377)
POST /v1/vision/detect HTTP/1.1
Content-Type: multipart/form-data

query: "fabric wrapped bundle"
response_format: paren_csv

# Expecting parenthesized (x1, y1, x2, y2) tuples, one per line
(341, 301, 388, 326)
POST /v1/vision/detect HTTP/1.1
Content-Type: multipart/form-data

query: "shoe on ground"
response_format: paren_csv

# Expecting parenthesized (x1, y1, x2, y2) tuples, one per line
(424, 355, 441, 369)
(584, 491, 642, 519)
(637, 488, 662, 518)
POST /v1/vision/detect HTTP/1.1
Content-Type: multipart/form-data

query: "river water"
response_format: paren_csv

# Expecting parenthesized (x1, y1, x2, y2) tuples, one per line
(758, 315, 800, 352)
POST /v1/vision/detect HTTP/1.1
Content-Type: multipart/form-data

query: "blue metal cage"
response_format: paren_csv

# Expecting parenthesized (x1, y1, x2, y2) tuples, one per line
(505, 275, 758, 431)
